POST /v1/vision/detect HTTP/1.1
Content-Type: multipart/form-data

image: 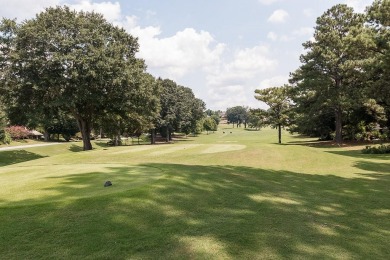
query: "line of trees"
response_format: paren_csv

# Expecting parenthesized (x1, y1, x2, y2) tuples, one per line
(254, 1, 390, 144)
(0, 6, 207, 150)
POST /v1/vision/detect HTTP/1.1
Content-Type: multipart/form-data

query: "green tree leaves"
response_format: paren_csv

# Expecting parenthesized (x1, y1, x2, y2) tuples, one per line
(254, 85, 292, 144)
(290, 4, 374, 143)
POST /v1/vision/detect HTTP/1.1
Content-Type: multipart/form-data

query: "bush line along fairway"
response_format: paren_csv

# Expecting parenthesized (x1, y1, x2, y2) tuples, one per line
(0, 125, 389, 259)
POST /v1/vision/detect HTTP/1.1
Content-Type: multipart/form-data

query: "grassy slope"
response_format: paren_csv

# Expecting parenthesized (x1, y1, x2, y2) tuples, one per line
(0, 126, 389, 259)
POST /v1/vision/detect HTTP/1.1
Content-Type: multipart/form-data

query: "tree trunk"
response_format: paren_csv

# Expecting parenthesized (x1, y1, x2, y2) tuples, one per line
(151, 129, 156, 144)
(43, 131, 50, 142)
(76, 118, 93, 150)
(166, 126, 169, 142)
(278, 123, 282, 144)
(114, 134, 120, 146)
(335, 108, 343, 144)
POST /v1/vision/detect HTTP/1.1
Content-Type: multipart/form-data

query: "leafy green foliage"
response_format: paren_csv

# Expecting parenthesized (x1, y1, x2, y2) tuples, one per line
(157, 79, 205, 138)
(255, 85, 292, 143)
(365, 0, 390, 130)
(205, 110, 221, 125)
(290, 4, 370, 143)
(203, 117, 218, 134)
(46, 116, 79, 142)
(97, 73, 161, 146)
(0, 129, 11, 144)
(362, 144, 390, 154)
(247, 108, 267, 130)
(226, 106, 248, 128)
(1, 6, 148, 150)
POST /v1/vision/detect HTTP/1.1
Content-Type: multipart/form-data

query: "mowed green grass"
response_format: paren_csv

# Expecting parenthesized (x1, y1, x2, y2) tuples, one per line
(0, 126, 389, 259)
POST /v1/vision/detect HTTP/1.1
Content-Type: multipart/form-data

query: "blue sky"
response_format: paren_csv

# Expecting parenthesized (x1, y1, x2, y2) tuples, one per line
(0, 0, 374, 110)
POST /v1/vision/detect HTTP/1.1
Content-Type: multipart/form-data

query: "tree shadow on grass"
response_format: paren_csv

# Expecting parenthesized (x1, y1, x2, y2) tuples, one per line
(0, 150, 46, 166)
(327, 149, 390, 161)
(0, 163, 389, 259)
(68, 144, 84, 152)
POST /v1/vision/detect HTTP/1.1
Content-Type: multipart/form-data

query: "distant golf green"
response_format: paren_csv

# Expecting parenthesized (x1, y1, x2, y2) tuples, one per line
(0, 125, 389, 259)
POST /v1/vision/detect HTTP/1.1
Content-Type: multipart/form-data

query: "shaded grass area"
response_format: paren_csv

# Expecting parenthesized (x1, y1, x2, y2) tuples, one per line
(0, 150, 46, 166)
(0, 163, 389, 259)
(0, 164, 163, 206)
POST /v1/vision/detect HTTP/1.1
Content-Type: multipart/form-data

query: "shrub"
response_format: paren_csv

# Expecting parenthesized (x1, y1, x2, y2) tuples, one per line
(5, 126, 30, 140)
(362, 145, 390, 154)
(0, 129, 12, 144)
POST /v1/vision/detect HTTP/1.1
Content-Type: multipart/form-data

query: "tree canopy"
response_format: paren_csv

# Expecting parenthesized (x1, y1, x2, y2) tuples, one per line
(226, 106, 249, 128)
(0, 7, 160, 150)
(289, 4, 374, 143)
(157, 79, 205, 140)
(255, 85, 292, 144)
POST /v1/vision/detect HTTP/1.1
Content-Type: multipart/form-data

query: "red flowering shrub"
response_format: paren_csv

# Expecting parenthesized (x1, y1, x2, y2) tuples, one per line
(5, 126, 30, 140)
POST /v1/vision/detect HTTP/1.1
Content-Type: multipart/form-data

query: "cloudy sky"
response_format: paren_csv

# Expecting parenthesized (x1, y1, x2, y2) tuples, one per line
(0, 0, 374, 110)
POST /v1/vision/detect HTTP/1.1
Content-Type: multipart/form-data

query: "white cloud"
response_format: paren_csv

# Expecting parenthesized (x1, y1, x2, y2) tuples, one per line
(266, 27, 313, 43)
(258, 75, 289, 89)
(65, 0, 122, 22)
(0, 0, 60, 20)
(268, 9, 289, 23)
(123, 15, 139, 29)
(124, 19, 225, 78)
(207, 45, 278, 87)
(205, 45, 279, 110)
(267, 31, 278, 41)
(207, 86, 250, 110)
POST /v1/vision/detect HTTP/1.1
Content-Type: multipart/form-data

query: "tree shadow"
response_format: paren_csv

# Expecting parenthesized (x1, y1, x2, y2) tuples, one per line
(93, 141, 111, 148)
(244, 128, 260, 131)
(0, 150, 46, 166)
(68, 144, 84, 152)
(0, 163, 389, 258)
(327, 149, 390, 161)
(354, 161, 390, 174)
(287, 138, 389, 150)
(285, 139, 338, 147)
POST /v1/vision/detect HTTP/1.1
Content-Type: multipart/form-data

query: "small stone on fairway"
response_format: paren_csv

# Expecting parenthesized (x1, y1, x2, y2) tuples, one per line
(104, 181, 112, 187)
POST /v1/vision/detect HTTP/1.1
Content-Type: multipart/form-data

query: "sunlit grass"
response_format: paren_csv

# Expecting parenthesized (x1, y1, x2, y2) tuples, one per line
(0, 125, 389, 259)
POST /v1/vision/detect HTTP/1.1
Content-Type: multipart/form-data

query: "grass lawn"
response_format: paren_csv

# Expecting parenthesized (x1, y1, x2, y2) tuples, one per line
(0, 125, 389, 259)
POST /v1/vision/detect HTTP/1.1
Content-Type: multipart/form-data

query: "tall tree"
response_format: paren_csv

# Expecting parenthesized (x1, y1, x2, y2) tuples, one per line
(247, 108, 267, 130)
(158, 79, 180, 141)
(1, 7, 145, 150)
(290, 4, 368, 144)
(157, 79, 205, 139)
(226, 106, 248, 128)
(255, 85, 292, 144)
(366, 0, 390, 132)
(97, 72, 161, 146)
(180, 94, 205, 136)
(202, 117, 217, 134)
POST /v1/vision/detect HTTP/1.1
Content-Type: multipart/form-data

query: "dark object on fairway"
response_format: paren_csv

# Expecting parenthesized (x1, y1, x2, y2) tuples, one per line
(104, 181, 112, 187)
(230, 132, 232, 134)
(223, 132, 225, 133)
